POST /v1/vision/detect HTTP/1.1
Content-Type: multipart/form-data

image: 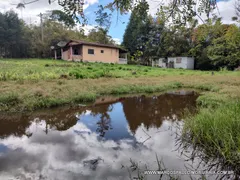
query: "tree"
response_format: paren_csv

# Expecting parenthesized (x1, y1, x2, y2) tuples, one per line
(0, 11, 31, 58)
(189, 18, 221, 70)
(122, 0, 149, 57)
(207, 24, 240, 70)
(30, 19, 87, 58)
(88, 28, 115, 45)
(0, 10, 88, 58)
(88, 5, 114, 44)
(106, 0, 217, 25)
(189, 17, 240, 70)
(95, 5, 112, 31)
(136, 14, 164, 64)
(123, 5, 193, 65)
(49, 10, 76, 28)
(9, 0, 218, 27)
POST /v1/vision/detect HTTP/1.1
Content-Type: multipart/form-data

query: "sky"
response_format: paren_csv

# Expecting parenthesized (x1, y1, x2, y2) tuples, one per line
(0, 0, 238, 44)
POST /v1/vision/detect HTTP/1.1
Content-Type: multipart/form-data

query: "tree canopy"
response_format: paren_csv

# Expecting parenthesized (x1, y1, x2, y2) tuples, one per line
(122, 3, 240, 70)
(0, 10, 117, 59)
(50, 0, 219, 25)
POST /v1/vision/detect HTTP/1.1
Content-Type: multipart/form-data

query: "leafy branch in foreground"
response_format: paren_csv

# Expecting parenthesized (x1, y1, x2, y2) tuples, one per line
(46, 0, 218, 25)
(106, 0, 218, 25)
(11, 0, 219, 25)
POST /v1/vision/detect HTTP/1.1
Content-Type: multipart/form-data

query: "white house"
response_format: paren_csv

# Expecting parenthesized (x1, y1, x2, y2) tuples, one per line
(152, 57, 195, 70)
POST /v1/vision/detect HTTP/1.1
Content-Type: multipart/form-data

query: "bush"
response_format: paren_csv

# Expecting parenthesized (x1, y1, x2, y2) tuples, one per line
(69, 70, 85, 79)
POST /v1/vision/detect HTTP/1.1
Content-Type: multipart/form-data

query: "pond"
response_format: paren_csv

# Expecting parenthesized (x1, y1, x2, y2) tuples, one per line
(0, 91, 229, 180)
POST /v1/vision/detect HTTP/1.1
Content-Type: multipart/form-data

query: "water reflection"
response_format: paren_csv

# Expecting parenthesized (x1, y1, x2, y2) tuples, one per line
(0, 91, 217, 180)
(122, 93, 197, 134)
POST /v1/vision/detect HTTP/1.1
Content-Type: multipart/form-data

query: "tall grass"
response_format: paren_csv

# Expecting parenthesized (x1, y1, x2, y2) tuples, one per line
(182, 101, 240, 177)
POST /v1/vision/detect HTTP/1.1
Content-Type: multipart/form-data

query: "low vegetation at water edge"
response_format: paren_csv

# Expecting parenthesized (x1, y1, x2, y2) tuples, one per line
(182, 101, 240, 177)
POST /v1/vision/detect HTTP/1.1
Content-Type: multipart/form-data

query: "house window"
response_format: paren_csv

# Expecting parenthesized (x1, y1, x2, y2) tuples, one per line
(88, 49, 94, 55)
(73, 48, 79, 55)
(176, 57, 182, 63)
(101, 50, 104, 53)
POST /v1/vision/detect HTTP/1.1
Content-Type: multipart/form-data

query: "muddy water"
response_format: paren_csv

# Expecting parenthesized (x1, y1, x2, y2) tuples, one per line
(0, 91, 209, 180)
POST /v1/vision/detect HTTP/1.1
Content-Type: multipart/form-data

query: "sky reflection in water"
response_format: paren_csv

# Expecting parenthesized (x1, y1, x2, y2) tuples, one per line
(0, 92, 203, 180)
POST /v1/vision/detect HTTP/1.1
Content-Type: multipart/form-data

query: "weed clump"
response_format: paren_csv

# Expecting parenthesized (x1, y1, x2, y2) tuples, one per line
(0, 93, 19, 105)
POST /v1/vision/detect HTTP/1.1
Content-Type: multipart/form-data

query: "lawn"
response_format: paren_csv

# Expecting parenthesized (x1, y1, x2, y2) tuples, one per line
(1, 58, 239, 81)
(0, 58, 240, 112)
(1, 58, 240, 177)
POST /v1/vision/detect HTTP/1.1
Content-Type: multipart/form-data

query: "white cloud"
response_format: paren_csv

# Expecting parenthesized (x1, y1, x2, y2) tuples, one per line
(0, 0, 99, 24)
(215, 0, 236, 24)
(0, 119, 191, 180)
(81, 24, 96, 35)
(147, 0, 169, 15)
(112, 38, 121, 45)
(147, 0, 237, 25)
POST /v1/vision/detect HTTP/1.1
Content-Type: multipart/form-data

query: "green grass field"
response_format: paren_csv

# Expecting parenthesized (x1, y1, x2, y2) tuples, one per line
(0, 59, 240, 176)
(1, 59, 239, 81)
(0, 59, 240, 111)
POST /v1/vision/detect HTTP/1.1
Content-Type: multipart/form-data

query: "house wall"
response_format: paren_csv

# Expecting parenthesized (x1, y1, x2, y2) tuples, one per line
(82, 45, 119, 63)
(158, 58, 166, 68)
(155, 57, 194, 69)
(62, 49, 69, 61)
(168, 57, 188, 69)
(72, 55, 83, 61)
(186, 57, 194, 69)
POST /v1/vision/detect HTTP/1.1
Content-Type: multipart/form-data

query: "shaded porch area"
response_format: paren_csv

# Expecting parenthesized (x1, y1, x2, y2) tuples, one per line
(119, 48, 128, 64)
(54, 44, 83, 61)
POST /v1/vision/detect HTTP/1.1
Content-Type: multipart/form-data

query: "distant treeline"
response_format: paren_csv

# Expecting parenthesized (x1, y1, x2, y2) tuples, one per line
(1, 6, 240, 71)
(122, 1, 240, 70)
(0, 10, 116, 59)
